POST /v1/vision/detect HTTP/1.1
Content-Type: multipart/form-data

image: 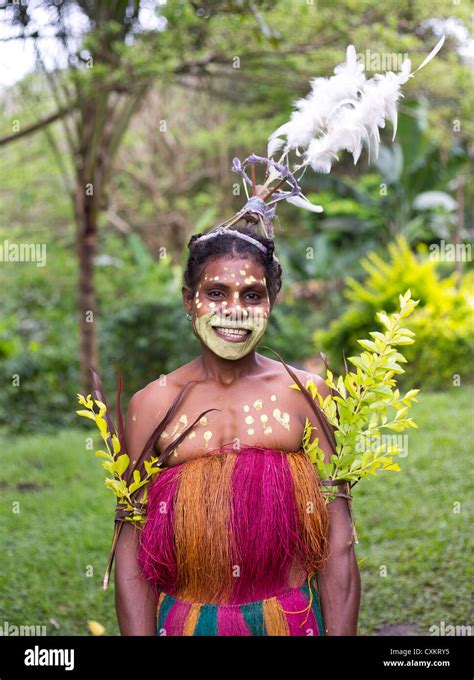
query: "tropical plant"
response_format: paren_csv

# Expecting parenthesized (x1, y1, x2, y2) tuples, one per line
(293, 291, 420, 542)
(316, 236, 474, 388)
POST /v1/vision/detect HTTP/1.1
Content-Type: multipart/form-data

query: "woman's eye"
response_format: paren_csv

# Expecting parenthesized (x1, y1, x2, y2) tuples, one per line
(245, 292, 262, 302)
(208, 290, 224, 298)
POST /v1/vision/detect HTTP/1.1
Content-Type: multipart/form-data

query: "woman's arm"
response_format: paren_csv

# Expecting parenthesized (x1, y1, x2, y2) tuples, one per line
(305, 373, 361, 635)
(115, 522, 158, 635)
(318, 495, 361, 635)
(114, 389, 159, 635)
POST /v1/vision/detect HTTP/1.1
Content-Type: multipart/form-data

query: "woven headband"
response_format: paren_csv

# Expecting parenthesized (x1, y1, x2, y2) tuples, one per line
(191, 227, 273, 258)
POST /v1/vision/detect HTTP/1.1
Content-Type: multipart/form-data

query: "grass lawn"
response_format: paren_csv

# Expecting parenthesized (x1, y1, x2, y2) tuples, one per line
(0, 386, 472, 636)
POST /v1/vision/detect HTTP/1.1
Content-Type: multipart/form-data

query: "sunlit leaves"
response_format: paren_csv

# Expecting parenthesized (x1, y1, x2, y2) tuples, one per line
(301, 290, 420, 501)
(75, 396, 163, 525)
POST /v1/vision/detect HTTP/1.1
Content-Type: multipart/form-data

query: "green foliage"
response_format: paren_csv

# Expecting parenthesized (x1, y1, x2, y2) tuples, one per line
(315, 237, 474, 389)
(0, 348, 79, 434)
(300, 292, 419, 491)
(76, 396, 161, 527)
(100, 299, 199, 400)
(1, 0, 472, 434)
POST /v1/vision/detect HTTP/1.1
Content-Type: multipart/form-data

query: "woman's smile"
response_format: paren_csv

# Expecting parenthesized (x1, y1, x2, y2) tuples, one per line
(212, 326, 251, 342)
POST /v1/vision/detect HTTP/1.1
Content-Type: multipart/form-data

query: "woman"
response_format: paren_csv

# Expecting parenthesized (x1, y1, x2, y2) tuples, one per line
(114, 224, 361, 636)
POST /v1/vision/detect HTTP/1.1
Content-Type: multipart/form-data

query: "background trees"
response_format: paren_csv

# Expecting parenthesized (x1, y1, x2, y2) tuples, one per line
(0, 0, 472, 431)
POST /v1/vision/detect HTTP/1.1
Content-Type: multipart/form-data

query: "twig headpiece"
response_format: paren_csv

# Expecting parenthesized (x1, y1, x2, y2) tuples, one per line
(192, 37, 445, 253)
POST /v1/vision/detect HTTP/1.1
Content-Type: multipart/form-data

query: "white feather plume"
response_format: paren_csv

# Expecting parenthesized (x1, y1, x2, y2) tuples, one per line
(267, 36, 445, 179)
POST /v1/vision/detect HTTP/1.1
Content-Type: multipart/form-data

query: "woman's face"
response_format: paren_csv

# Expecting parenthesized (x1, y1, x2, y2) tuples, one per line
(185, 255, 271, 360)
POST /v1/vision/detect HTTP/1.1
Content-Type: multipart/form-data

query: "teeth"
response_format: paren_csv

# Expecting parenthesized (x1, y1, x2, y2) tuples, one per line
(215, 327, 250, 338)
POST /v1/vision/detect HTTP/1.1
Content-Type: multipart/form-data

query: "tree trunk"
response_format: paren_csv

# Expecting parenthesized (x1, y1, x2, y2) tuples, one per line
(75, 182, 99, 395)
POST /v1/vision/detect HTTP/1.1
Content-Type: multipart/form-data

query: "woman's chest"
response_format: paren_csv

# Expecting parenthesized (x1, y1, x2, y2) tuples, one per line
(156, 384, 306, 466)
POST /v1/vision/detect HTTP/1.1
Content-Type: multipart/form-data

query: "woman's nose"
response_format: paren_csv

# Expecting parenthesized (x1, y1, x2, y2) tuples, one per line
(221, 302, 249, 320)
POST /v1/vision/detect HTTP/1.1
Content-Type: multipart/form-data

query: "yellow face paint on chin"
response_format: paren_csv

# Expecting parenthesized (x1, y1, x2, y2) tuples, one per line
(193, 310, 268, 360)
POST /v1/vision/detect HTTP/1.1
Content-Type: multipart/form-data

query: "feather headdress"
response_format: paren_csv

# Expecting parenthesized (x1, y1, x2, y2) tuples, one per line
(194, 36, 445, 247)
(267, 37, 446, 180)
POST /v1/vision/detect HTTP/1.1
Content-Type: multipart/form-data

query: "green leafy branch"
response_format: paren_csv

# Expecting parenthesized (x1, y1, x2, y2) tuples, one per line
(76, 395, 162, 525)
(295, 290, 420, 503)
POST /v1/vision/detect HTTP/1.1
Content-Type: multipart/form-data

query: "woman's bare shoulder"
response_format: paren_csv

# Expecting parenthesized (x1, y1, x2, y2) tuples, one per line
(259, 354, 330, 398)
(127, 359, 199, 417)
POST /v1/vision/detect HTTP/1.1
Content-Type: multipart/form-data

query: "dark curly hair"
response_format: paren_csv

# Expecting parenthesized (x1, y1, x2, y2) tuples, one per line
(183, 229, 283, 305)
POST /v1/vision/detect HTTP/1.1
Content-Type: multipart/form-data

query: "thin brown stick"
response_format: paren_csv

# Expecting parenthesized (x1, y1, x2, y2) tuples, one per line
(250, 162, 256, 196)
(266, 176, 287, 199)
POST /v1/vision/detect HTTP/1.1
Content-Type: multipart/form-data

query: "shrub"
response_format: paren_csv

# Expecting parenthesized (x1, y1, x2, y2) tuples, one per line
(0, 347, 79, 433)
(315, 236, 474, 389)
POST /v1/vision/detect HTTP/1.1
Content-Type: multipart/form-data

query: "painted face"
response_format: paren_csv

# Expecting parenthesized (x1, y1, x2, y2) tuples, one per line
(190, 256, 271, 360)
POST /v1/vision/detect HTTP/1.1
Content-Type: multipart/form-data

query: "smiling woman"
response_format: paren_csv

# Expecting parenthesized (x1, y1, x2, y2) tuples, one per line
(182, 228, 280, 360)
(113, 211, 360, 637)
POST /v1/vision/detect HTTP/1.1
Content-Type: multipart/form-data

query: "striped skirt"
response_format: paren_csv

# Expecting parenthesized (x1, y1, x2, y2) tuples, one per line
(156, 577, 325, 636)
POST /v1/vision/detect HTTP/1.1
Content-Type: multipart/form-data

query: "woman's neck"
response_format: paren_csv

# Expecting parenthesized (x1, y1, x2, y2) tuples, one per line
(197, 344, 262, 385)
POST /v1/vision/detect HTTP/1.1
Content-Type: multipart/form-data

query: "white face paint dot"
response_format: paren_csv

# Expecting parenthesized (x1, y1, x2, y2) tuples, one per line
(273, 408, 290, 430)
(239, 270, 246, 275)
(245, 416, 254, 425)
(260, 414, 268, 423)
(270, 394, 277, 401)
(264, 426, 272, 435)
(204, 431, 213, 444)
(209, 302, 216, 308)
(243, 405, 250, 412)
(188, 431, 196, 439)
(247, 428, 255, 436)
(179, 414, 188, 426)
(200, 416, 208, 426)
(253, 399, 263, 410)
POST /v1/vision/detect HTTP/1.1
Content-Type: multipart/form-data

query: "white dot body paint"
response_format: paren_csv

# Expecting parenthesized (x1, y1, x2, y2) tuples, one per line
(272, 408, 290, 431)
